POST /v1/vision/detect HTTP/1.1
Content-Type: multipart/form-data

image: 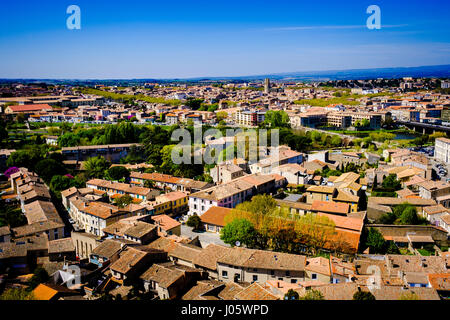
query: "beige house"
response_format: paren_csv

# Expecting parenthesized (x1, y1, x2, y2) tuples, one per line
(71, 230, 101, 260)
(110, 247, 150, 285)
(217, 247, 306, 284)
(417, 180, 450, 207)
(305, 186, 337, 204)
(192, 244, 231, 280)
(210, 163, 245, 184)
(140, 262, 205, 300)
(305, 257, 332, 283)
(199, 206, 232, 234)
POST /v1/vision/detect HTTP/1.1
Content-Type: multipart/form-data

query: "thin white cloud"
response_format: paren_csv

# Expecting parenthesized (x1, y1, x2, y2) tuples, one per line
(264, 24, 409, 31)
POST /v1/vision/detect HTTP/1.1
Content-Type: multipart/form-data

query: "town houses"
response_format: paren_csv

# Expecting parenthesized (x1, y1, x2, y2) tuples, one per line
(1, 80, 450, 302)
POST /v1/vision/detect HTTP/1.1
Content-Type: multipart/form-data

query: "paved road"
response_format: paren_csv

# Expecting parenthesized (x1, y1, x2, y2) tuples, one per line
(181, 225, 230, 248)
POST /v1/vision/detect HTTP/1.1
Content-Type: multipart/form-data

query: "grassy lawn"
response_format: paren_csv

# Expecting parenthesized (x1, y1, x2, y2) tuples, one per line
(78, 87, 182, 106)
(313, 251, 331, 259)
(399, 248, 414, 255)
(294, 98, 360, 107)
(417, 248, 434, 256)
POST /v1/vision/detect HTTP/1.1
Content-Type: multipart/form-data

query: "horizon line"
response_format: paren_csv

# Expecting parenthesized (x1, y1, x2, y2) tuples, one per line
(0, 63, 449, 82)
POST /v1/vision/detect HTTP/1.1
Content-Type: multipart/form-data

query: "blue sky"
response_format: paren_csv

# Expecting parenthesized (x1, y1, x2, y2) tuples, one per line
(0, 0, 449, 79)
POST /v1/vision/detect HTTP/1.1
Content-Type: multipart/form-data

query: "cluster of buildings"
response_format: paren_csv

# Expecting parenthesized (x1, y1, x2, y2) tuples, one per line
(1, 81, 450, 300)
(0, 168, 74, 275)
(1, 81, 448, 131)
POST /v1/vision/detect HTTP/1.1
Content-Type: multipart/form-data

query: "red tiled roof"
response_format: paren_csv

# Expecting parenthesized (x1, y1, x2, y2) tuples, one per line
(200, 206, 232, 227)
(7, 104, 53, 112)
(317, 212, 364, 233)
(311, 200, 350, 215)
(152, 214, 180, 232)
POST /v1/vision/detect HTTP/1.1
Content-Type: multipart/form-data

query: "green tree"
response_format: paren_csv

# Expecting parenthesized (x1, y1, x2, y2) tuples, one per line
(381, 174, 401, 190)
(142, 125, 171, 165)
(85, 156, 110, 178)
(262, 110, 291, 129)
(6, 147, 46, 170)
(114, 194, 133, 208)
(0, 288, 34, 300)
(0, 200, 27, 228)
(399, 206, 419, 225)
(297, 213, 336, 255)
(372, 174, 378, 189)
(299, 289, 324, 300)
(284, 289, 300, 300)
(17, 113, 26, 123)
(0, 120, 8, 146)
(185, 98, 204, 110)
(220, 218, 257, 247)
(143, 180, 155, 188)
(35, 135, 43, 145)
(58, 132, 81, 147)
(28, 267, 49, 289)
(361, 119, 370, 127)
(428, 132, 447, 143)
(107, 166, 130, 181)
(60, 122, 72, 134)
(120, 144, 144, 164)
(353, 290, 376, 300)
(330, 135, 342, 147)
(365, 227, 386, 254)
(216, 111, 228, 122)
(379, 202, 427, 226)
(400, 291, 421, 300)
(236, 195, 277, 216)
(35, 159, 66, 183)
(50, 175, 73, 194)
(186, 214, 203, 231)
(386, 241, 400, 254)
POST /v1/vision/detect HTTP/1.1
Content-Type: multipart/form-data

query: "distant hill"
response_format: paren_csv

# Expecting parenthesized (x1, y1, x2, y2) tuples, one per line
(186, 64, 450, 81)
(1, 64, 449, 84)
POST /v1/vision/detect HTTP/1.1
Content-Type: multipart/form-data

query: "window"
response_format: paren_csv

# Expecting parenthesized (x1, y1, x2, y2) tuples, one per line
(291, 279, 297, 284)
(271, 270, 275, 276)
(222, 271, 228, 278)
(286, 271, 290, 277)
(312, 273, 317, 280)
(252, 275, 258, 282)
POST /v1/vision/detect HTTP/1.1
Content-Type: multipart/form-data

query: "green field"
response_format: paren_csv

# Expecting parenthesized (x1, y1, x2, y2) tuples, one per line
(78, 88, 182, 106)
